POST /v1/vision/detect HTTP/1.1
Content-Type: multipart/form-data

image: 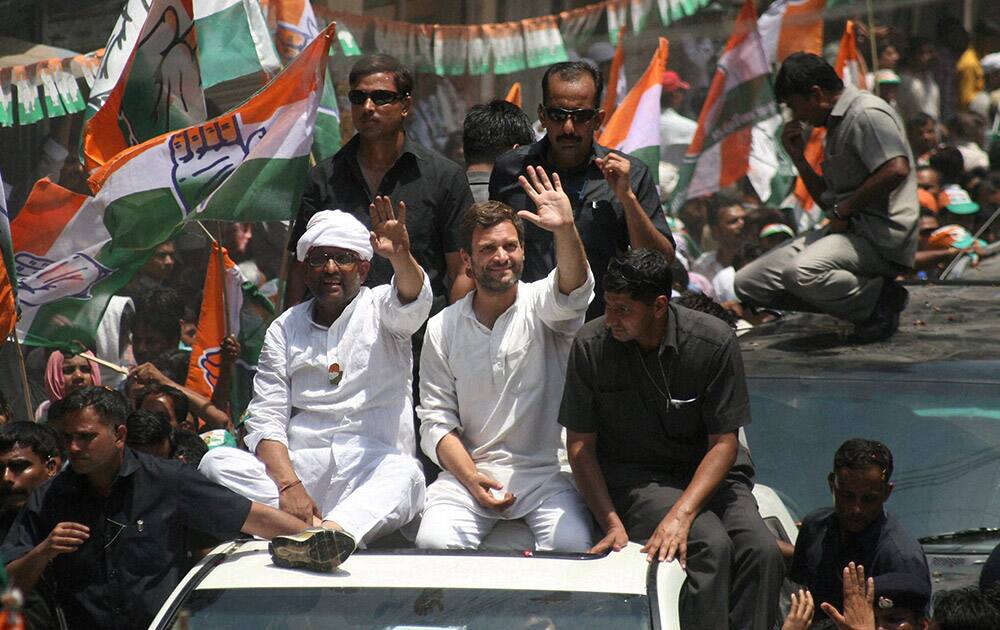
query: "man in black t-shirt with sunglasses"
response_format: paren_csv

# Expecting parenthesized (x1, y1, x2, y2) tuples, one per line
(489, 61, 674, 320)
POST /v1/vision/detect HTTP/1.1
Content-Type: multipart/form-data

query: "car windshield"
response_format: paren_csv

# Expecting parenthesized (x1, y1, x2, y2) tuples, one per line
(745, 375, 1000, 539)
(166, 587, 651, 629)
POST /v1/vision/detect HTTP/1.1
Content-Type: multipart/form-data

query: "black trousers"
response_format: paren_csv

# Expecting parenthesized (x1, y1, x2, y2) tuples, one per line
(611, 480, 785, 630)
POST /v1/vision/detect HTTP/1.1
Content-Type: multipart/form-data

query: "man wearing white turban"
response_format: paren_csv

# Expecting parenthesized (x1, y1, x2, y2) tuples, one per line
(200, 198, 433, 546)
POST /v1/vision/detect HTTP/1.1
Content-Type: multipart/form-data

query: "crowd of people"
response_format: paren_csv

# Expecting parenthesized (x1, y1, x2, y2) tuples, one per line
(0, 9, 998, 629)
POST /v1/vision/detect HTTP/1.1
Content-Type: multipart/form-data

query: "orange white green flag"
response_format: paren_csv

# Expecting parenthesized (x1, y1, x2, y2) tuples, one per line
(0, 179, 16, 340)
(185, 242, 242, 399)
(835, 20, 868, 90)
(758, 0, 826, 68)
(669, 0, 777, 212)
(598, 38, 669, 181)
(17, 24, 335, 351)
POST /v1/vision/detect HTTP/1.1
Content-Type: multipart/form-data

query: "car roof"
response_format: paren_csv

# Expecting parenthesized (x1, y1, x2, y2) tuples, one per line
(739, 283, 1000, 381)
(191, 540, 668, 596)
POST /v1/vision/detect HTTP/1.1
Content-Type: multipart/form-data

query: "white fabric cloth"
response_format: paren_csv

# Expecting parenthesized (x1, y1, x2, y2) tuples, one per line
(956, 141, 990, 171)
(417, 268, 595, 530)
(660, 107, 698, 168)
(94, 296, 134, 387)
(295, 209, 374, 262)
(712, 265, 738, 303)
(897, 71, 940, 121)
(416, 484, 593, 552)
(212, 276, 433, 541)
(692, 250, 726, 282)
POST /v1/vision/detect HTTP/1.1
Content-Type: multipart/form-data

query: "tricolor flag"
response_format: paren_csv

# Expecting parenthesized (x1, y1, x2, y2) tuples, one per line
(0, 178, 16, 340)
(758, 0, 826, 68)
(186, 242, 242, 400)
(83, 0, 280, 173)
(598, 38, 669, 181)
(17, 24, 335, 351)
(835, 20, 868, 90)
(600, 26, 628, 126)
(504, 82, 522, 108)
(275, 0, 341, 160)
(186, 241, 274, 416)
(669, 0, 777, 212)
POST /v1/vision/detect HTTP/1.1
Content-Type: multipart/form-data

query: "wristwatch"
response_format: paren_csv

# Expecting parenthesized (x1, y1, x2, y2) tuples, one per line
(831, 203, 846, 221)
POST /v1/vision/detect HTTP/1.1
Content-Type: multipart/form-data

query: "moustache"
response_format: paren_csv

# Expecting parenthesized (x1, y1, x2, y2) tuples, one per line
(556, 134, 581, 143)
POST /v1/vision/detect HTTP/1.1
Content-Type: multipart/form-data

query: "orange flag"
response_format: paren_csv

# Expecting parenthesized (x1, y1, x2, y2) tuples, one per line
(185, 242, 241, 399)
(504, 82, 522, 108)
(601, 26, 627, 126)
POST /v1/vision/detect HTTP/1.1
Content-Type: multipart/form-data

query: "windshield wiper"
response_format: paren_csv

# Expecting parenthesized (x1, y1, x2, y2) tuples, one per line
(920, 528, 1000, 544)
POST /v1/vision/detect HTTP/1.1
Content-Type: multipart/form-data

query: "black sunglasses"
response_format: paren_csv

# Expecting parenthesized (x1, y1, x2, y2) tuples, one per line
(543, 106, 599, 123)
(306, 251, 360, 268)
(348, 89, 406, 106)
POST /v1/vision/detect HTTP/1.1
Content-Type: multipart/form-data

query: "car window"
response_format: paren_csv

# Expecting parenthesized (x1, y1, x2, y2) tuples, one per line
(165, 587, 651, 629)
(745, 376, 1000, 540)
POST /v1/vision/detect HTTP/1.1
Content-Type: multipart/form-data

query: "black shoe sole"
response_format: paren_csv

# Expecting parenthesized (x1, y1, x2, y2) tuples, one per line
(269, 528, 356, 573)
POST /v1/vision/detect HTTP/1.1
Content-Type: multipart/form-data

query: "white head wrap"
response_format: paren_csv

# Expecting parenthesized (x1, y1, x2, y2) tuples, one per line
(296, 209, 374, 262)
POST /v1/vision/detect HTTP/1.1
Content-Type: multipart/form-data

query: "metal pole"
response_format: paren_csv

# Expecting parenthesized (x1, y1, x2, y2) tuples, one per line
(865, 0, 880, 97)
(940, 205, 1000, 279)
(10, 334, 33, 421)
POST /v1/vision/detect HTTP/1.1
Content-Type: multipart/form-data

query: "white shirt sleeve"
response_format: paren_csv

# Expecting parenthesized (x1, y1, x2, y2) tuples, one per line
(377, 273, 434, 338)
(243, 318, 293, 453)
(416, 313, 461, 467)
(535, 265, 595, 335)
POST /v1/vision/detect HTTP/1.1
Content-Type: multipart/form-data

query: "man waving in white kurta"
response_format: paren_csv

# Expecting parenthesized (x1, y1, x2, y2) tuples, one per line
(415, 166, 595, 551)
(199, 199, 432, 547)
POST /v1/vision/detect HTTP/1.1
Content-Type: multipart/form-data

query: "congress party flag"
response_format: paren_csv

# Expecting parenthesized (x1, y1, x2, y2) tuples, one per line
(669, 0, 777, 212)
(0, 178, 15, 340)
(835, 20, 868, 90)
(758, 0, 826, 68)
(17, 23, 335, 351)
(598, 38, 669, 181)
(186, 242, 242, 399)
(83, 0, 280, 173)
(274, 0, 342, 160)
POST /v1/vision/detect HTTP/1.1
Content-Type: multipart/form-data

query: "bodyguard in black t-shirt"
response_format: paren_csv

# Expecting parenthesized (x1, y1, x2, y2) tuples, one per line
(559, 249, 784, 630)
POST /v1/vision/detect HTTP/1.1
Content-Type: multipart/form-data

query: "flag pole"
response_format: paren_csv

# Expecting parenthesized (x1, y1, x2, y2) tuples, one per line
(9, 334, 34, 422)
(212, 224, 230, 338)
(865, 0, 880, 97)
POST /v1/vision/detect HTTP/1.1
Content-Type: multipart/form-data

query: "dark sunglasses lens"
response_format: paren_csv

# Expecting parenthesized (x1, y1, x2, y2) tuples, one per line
(571, 109, 597, 122)
(369, 90, 399, 105)
(545, 108, 569, 122)
(347, 90, 366, 105)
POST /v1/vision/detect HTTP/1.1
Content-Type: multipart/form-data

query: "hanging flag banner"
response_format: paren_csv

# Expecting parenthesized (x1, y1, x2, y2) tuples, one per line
(522, 15, 569, 70)
(53, 62, 86, 114)
(13, 66, 43, 125)
(758, 0, 826, 68)
(17, 24, 335, 352)
(607, 0, 629, 44)
(487, 22, 527, 75)
(434, 25, 469, 76)
(37, 63, 67, 119)
(670, 0, 777, 212)
(559, 3, 604, 52)
(657, 0, 712, 26)
(336, 19, 363, 57)
(0, 74, 12, 127)
(467, 25, 491, 76)
(630, 0, 656, 34)
(409, 24, 435, 74)
(598, 38, 669, 180)
(374, 19, 408, 66)
(195, 0, 281, 88)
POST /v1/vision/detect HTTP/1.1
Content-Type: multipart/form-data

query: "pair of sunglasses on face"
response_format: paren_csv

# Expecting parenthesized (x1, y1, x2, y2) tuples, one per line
(542, 106, 600, 123)
(347, 89, 408, 106)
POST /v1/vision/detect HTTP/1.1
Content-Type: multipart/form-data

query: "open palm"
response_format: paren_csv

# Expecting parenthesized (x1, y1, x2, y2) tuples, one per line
(517, 165, 574, 233)
(369, 196, 410, 258)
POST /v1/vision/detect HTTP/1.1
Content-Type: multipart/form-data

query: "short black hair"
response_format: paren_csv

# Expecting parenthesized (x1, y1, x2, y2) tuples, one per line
(603, 249, 673, 304)
(929, 146, 965, 185)
(137, 383, 190, 427)
(932, 587, 1000, 630)
(459, 201, 525, 253)
(674, 292, 737, 329)
(462, 100, 535, 166)
(0, 421, 63, 461)
(133, 287, 184, 343)
(906, 113, 937, 136)
(832, 438, 894, 482)
(348, 53, 413, 96)
(541, 61, 604, 109)
(50, 386, 129, 429)
(773, 52, 844, 103)
(171, 430, 208, 467)
(125, 409, 172, 448)
(707, 191, 744, 227)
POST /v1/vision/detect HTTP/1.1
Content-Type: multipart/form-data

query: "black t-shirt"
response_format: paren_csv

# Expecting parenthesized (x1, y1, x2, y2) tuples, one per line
(559, 304, 752, 488)
(290, 134, 474, 311)
(489, 137, 673, 320)
(0, 448, 252, 630)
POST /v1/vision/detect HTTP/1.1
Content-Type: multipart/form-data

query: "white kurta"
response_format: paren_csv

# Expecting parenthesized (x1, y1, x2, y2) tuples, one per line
(418, 268, 594, 520)
(230, 276, 432, 538)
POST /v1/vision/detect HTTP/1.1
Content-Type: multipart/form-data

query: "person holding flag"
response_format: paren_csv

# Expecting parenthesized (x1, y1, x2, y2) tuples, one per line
(734, 53, 918, 342)
(489, 60, 674, 321)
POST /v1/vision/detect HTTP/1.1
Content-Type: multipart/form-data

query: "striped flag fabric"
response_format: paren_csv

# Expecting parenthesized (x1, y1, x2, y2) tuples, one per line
(185, 242, 242, 399)
(835, 20, 868, 90)
(83, 0, 281, 173)
(598, 38, 669, 181)
(758, 0, 826, 68)
(669, 0, 777, 213)
(274, 0, 342, 161)
(0, 179, 16, 340)
(504, 82, 523, 108)
(600, 27, 628, 125)
(17, 24, 335, 351)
